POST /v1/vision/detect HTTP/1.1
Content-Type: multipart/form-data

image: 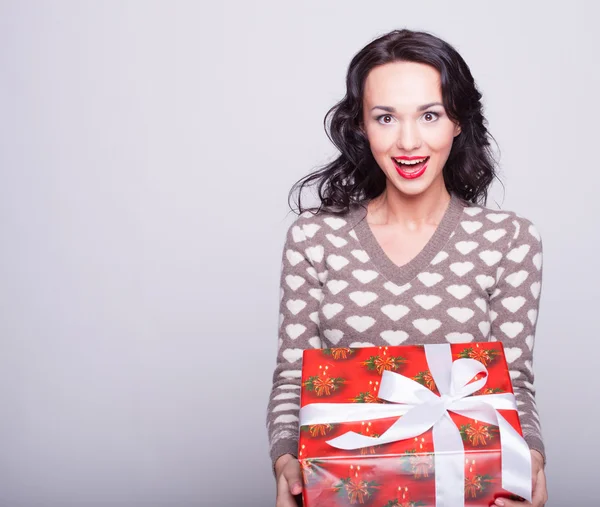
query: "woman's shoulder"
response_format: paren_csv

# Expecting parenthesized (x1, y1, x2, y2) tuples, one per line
(284, 204, 366, 242)
(460, 201, 542, 243)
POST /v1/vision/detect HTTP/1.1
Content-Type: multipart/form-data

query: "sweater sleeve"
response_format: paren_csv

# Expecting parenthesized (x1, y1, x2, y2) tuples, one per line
(490, 216, 545, 461)
(266, 216, 323, 470)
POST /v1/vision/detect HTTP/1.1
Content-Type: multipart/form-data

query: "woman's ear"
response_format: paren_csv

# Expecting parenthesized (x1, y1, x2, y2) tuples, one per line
(454, 123, 462, 137)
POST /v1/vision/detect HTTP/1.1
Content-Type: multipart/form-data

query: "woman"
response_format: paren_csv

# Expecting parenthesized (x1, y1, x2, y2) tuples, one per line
(267, 29, 547, 507)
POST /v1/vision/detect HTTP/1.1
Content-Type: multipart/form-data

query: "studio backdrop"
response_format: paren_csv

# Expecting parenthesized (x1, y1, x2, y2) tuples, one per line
(0, 1, 598, 506)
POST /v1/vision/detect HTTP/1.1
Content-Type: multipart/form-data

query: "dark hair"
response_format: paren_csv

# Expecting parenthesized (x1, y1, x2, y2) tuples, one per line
(289, 29, 498, 215)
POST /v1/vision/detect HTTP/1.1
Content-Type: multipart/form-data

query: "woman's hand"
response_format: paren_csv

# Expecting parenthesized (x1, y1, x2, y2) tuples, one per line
(494, 450, 548, 507)
(275, 454, 303, 507)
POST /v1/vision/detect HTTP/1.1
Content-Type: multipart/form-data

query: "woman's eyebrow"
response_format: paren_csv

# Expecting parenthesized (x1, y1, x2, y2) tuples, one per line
(370, 105, 396, 113)
(370, 101, 444, 113)
(417, 101, 444, 111)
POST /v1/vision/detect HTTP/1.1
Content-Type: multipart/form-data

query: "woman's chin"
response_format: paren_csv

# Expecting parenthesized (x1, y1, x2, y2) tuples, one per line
(386, 173, 445, 199)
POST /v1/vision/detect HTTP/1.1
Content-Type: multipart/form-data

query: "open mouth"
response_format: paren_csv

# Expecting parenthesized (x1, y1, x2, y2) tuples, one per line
(392, 156, 430, 179)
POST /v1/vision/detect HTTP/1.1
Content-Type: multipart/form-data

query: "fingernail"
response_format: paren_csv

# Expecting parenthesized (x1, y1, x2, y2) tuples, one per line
(495, 500, 505, 506)
(291, 482, 302, 495)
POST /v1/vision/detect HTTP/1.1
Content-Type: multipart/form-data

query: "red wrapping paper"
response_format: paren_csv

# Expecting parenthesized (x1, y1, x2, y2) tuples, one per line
(298, 342, 526, 506)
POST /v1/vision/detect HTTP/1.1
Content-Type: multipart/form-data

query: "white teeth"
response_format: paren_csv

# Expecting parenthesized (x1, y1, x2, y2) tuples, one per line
(394, 157, 428, 166)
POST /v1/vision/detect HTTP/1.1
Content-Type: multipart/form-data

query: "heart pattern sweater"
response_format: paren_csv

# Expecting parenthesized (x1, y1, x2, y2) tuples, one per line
(267, 193, 544, 468)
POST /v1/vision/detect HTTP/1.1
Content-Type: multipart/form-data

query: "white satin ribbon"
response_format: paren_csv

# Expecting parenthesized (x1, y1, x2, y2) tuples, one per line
(299, 343, 532, 506)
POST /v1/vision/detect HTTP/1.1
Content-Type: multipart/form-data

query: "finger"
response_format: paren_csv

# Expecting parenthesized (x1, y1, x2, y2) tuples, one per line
(276, 474, 298, 507)
(283, 464, 304, 497)
(494, 498, 532, 507)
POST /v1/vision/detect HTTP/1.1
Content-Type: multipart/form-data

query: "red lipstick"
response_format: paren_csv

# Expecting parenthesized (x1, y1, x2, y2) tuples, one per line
(392, 156, 429, 180)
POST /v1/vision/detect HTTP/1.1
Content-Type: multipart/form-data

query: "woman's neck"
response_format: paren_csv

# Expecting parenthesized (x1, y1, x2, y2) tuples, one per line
(367, 183, 451, 230)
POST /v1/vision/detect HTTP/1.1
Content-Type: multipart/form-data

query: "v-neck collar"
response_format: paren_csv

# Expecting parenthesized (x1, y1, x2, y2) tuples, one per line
(347, 193, 466, 285)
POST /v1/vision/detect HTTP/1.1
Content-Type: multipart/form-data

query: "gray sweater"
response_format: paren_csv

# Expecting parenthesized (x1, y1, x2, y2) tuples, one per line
(267, 193, 545, 468)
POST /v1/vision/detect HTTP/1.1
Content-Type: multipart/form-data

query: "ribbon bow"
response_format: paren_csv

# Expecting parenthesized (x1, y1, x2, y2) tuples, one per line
(299, 343, 532, 507)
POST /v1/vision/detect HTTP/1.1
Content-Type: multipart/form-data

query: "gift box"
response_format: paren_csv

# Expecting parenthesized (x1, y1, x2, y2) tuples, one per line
(298, 343, 532, 507)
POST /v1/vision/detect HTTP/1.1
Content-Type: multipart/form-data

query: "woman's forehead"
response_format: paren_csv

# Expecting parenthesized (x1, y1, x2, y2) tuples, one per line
(363, 61, 443, 109)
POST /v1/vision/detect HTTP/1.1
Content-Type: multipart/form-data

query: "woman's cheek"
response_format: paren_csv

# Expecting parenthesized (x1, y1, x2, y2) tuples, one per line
(371, 127, 397, 154)
(427, 124, 456, 151)
(366, 129, 387, 157)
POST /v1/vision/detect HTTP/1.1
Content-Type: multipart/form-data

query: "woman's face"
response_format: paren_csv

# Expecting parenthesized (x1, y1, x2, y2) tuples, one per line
(361, 61, 461, 198)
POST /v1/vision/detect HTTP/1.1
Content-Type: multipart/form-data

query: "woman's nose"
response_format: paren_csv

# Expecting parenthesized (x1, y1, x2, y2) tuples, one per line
(396, 123, 422, 151)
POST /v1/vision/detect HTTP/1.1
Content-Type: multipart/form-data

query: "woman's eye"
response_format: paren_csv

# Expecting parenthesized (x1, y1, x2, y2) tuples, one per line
(422, 112, 439, 122)
(377, 114, 394, 124)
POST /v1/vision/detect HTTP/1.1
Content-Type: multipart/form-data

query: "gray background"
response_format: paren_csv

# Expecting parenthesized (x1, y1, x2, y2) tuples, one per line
(0, 1, 597, 506)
